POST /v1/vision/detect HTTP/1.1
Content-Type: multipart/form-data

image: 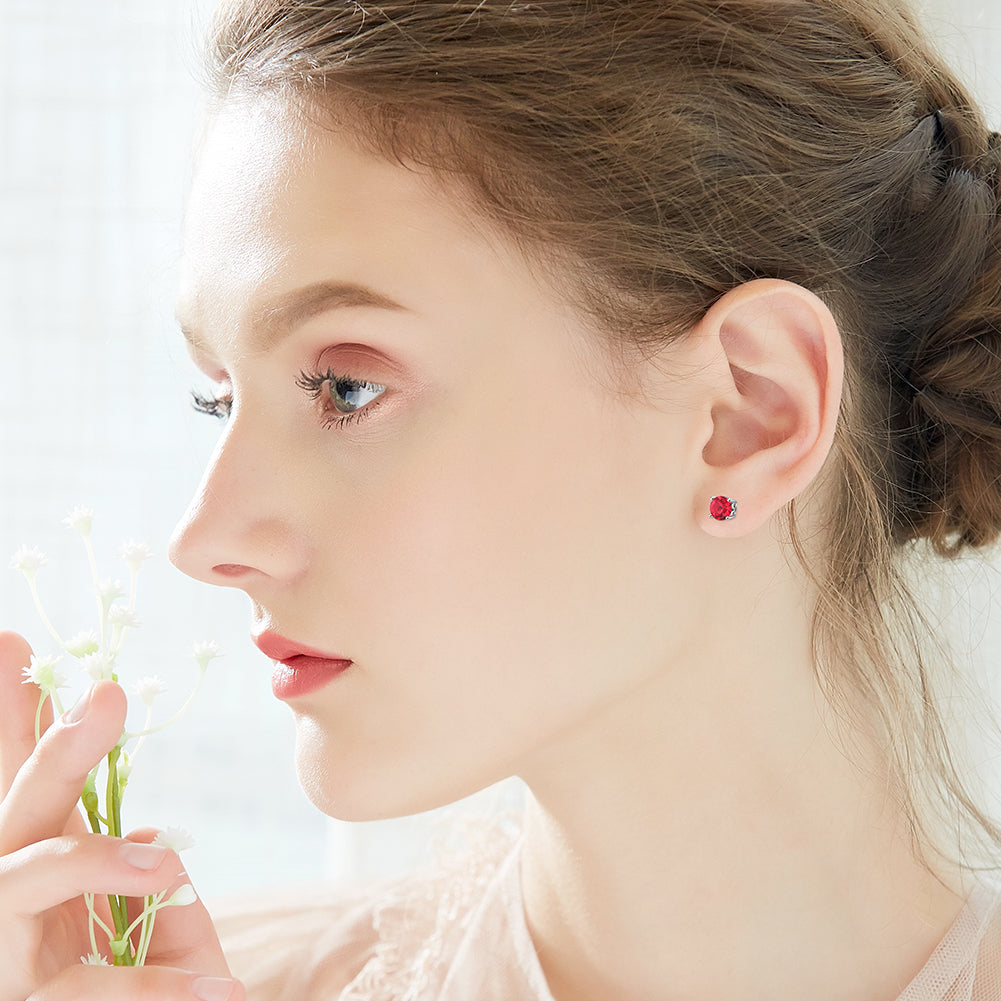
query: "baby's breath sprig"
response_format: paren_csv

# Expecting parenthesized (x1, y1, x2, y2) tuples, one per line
(10, 510, 221, 968)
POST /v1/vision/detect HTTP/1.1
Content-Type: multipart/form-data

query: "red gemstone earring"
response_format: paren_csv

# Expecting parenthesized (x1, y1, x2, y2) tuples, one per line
(709, 495, 737, 521)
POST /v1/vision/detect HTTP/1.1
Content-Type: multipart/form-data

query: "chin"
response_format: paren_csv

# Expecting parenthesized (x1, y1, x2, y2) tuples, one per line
(291, 718, 477, 823)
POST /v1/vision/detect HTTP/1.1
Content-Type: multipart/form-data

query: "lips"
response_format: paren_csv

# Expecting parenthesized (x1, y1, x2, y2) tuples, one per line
(253, 631, 352, 699)
(253, 631, 350, 664)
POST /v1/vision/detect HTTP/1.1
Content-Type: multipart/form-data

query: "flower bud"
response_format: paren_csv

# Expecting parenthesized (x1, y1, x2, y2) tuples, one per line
(80, 651, 116, 682)
(192, 640, 223, 671)
(81, 773, 100, 816)
(118, 540, 154, 572)
(65, 630, 100, 658)
(117, 751, 133, 783)
(135, 676, 167, 707)
(108, 605, 141, 629)
(109, 937, 130, 958)
(21, 654, 68, 693)
(62, 507, 94, 537)
(9, 545, 48, 578)
(152, 826, 196, 853)
(166, 883, 197, 907)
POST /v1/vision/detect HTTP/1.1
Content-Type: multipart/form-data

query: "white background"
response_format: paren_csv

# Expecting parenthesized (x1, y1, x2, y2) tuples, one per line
(1, 0, 1000, 903)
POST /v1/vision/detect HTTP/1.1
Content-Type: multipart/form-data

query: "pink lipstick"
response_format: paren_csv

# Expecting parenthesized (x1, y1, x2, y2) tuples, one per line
(254, 631, 352, 700)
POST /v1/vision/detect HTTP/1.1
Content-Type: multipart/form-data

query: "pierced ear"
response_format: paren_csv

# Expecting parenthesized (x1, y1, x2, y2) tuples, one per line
(695, 279, 844, 537)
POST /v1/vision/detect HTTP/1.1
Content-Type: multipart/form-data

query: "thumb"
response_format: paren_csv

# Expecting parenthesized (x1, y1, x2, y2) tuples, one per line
(125, 828, 234, 977)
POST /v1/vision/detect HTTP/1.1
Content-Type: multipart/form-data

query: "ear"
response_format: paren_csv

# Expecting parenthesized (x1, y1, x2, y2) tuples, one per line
(692, 279, 844, 537)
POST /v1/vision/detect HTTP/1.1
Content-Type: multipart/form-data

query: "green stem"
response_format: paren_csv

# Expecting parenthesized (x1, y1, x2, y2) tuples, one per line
(129, 706, 155, 763)
(84, 892, 116, 941)
(124, 668, 207, 741)
(112, 628, 130, 659)
(103, 744, 134, 966)
(32, 689, 65, 742)
(122, 890, 166, 944)
(105, 747, 121, 838)
(33, 692, 46, 744)
(85, 893, 99, 961)
(26, 578, 65, 649)
(120, 889, 176, 968)
(105, 894, 129, 964)
(83, 534, 100, 586)
(109, 566, 140, 660)
(49, 689, 65, 717)
(83, 535, 106, 639)
(136, 896, 161, 967)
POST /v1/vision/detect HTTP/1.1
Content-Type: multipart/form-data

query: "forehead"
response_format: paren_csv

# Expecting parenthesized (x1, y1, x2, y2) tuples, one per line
(180, 96, 305, 284)
(174, 93, 632, 397)
(176, 95, 517, 346)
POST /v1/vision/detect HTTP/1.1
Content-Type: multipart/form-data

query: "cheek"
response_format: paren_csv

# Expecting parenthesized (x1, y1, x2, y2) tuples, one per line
(289, 371, 696, 818)
(347, 389, 679, 695)
(292, 432, 684, 819)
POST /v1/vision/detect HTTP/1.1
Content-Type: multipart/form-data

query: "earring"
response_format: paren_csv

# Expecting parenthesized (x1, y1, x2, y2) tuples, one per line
(709, 496, 737, 521)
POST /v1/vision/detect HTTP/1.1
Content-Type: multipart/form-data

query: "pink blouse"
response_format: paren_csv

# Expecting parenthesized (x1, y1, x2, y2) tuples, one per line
(217, 825, 1001, 1000)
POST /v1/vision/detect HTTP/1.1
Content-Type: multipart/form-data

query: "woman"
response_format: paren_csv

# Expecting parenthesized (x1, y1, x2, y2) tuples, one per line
(2, 0, 1001, 997)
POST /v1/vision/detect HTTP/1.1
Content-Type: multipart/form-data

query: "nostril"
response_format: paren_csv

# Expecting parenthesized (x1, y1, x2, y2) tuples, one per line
(213, 563, 251, 578)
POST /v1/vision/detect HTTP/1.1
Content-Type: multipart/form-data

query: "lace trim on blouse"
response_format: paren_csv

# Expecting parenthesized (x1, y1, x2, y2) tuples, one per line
(339, 814, 524, 1001)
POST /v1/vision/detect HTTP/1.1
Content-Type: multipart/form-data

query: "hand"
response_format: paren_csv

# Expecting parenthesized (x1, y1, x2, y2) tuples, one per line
(0, 631, 245, 1000)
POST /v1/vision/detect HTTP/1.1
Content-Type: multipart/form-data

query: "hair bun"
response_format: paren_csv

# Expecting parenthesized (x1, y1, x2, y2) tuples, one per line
(894, 148, 1001, 555)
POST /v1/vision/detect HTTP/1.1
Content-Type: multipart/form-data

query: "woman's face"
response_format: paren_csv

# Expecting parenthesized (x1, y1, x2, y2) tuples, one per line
(170, 96, 709, 820)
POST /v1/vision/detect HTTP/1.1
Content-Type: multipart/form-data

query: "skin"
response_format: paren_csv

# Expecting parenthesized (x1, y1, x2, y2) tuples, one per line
(0, 93, 971, 998)
(0, 633, 242, 999)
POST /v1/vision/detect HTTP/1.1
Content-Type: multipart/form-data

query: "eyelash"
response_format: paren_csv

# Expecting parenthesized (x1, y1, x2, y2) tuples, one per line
(295, 368, 387, 430)
(190, 368, 388, 432)
(190, 390, 232, 421)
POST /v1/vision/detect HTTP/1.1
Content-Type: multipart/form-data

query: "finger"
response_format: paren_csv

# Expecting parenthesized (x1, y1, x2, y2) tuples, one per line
(29, 965, 245, 1001)
(125, 829, 235, 979)
(0, 681, 126, 854)
(0, 834, 184, 916)
(0, 630, 53, 795)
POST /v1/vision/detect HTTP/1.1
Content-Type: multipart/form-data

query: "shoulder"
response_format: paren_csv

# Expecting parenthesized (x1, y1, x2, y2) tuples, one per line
(212, 819, 522, 1001)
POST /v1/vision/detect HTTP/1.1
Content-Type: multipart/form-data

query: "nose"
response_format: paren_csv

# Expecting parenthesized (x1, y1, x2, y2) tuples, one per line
(168, 412, 309, 590)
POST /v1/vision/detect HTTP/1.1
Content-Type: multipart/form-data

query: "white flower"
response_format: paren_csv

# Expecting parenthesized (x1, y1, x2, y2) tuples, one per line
(65, 630, 100, 658)
(134, 675, 167, 707)
(63, 507, 94, 537)
(118, 540, 153, 572)
(166, 883, 197, 906)
(21, 654, 69, 692)
(80, 651, 116, 682)
(192, 640, 223, 670)
(10, 546, 48, 576)
(152, 826, 196, 853)
(80, 953, 110, 965)
(117, 751, 132, 782)
(94, 578, 124, 605)
(108, 604, 141, 629)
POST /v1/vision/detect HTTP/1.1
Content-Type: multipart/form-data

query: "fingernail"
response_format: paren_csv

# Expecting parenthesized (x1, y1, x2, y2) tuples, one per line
(120, 841, 168, 870)
(191, 978, 237, 1001)
(61, 686, 94, 725)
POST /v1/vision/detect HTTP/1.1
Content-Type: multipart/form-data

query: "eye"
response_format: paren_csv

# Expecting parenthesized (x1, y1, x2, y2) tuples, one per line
(190, 389, 232, 420)
(295, 368, 388, 430)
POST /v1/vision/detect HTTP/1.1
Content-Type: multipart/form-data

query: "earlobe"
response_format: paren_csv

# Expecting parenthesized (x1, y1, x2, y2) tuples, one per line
(695, 279, 844, 537)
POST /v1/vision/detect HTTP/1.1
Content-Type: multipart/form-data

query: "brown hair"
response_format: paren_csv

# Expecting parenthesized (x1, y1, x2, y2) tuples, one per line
(206, 0, 1001, 872)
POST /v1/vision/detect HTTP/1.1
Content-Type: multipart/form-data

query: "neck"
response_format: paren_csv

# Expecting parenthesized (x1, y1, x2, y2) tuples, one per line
(516, 571, 968, 1001)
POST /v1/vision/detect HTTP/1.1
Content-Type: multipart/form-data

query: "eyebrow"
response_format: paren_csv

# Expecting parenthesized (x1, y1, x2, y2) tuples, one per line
(178, 280, 409, 354)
